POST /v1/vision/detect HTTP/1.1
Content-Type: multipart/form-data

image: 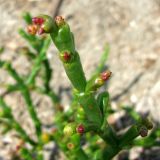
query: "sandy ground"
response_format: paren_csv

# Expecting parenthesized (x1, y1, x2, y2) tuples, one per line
(0, 0, 160, 159)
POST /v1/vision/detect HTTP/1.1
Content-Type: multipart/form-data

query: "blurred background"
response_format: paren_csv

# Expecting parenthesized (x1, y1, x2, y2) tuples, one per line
(0, 0, 160, 159)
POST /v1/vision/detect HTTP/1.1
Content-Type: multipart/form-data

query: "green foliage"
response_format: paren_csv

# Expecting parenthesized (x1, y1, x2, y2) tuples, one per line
(0, 12, 159, 160)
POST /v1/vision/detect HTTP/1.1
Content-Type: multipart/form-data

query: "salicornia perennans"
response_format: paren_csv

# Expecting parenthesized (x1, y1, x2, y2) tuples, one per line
(26, 15, 153, 159)
(0, 12, 158, 160)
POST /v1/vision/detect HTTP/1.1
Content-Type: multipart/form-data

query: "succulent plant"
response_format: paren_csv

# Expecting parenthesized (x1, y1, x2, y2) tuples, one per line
(0, 12, 158, 160)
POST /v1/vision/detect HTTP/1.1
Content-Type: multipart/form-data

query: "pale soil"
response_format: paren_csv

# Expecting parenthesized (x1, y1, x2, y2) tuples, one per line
(0, 0, 160, 159)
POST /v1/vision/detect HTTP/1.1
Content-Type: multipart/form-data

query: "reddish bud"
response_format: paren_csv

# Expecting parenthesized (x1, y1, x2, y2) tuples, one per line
(32, 17, 44, 25)
(76, 124, 85, 134)
(100, 71, 112, 81)
(55, 16, 65, 27)
(32, 17, 38, 24)
(63, 52, 71, 61)
(27, 24, 38, 35)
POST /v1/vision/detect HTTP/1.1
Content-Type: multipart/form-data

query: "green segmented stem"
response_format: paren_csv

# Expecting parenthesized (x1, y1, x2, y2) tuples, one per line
(39, 15, 86, 92)
(50, 25, 75, 53)
(22, 14, 154, 159)
(74, 148, 89, 160)
(20, 148, 34, 160)
(22, 12, 32, 24)
(122, 106, 140, 121)
(0, 61, 42, 139)
(102, 146, 120, 160)
(101, 125, 140, 160)
(38, 15, 102, 126)
(68, 134, 89, 160)
(19, 24, 59, 105)
(43, 59, 52, 92)
(100, 125, 118, 147)
(76, 92, 103, 127)
(97, 92, 110, 118)
(19, 29, 42, 51)
(0, 97, 36, 145)
(133, 136, 160, 147)
(26, 36, 51, 85)
(12, 120, 36, 145)
(119, 125, 139, 148)
(62, 53, 86, 92)
(97, 92, 118, 147)
(21, 87, 42, 138)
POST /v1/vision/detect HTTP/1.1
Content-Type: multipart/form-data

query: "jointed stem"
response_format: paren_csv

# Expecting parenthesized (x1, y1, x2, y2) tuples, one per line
(21, 87, 42, 138)
(26, 36, 51, 86)
(43, 59, 52, 92)
(0, 97, 36, 145)
(0, 61, 42, 140)
(75, 148, 89, 160)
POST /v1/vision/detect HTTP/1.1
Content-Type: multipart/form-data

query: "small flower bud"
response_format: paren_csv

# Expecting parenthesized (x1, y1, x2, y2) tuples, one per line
(30, 15, 57, 35)
(60, 51, 72, 62)
(32, 17, 38, 24)
(67, 142, 75, 150)
(63, 123, 76, 136)
(32, 17, 44, 25)
(64, 52, 71, 61)
(55, 16, 65, 27)
(27, 24, 38, 35)
(139, 126, 148, 137)
(76, 124, 85, 134)
(100, 71, 112, 81)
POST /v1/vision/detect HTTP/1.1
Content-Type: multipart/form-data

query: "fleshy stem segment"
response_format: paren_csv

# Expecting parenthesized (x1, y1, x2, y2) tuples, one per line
(27, 15, 153, 160)
(30, 15, 103, 128)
